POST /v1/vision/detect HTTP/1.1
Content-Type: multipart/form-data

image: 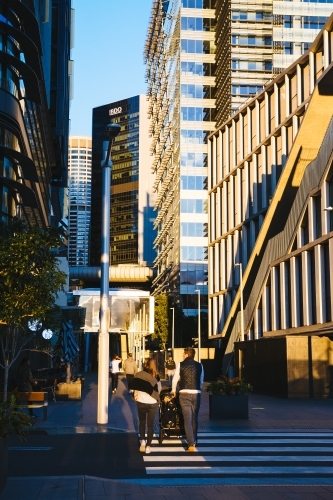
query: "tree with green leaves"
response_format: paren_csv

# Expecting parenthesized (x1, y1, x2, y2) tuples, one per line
(152, 294, 169, 349)
(0, 218, 67, 399)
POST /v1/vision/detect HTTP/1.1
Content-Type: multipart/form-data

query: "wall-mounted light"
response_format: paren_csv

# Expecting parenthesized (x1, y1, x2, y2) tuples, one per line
(42, 329, 53, 340)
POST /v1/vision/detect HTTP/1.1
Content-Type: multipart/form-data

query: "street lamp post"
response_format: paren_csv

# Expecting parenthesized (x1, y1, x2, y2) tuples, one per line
(97, 123, 121, 425)
(195, 289, 201, 362)
(235, 263, 244, 342)
(170, 307, 175, 350)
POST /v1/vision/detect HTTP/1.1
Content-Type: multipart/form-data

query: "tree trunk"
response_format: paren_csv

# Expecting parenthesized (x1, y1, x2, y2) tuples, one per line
(3, 364, 9, 402)
(66, 362, 71, 383)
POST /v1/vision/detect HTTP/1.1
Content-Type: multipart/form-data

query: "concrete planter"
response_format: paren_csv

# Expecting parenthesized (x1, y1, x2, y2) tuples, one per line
(209, 394, 249, 419)
(0, 437, 8, 494)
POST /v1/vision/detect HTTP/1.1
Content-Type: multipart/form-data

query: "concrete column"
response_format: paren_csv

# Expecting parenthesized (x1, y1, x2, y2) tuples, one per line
(217, 130, 223, 182)
(271, 136, 277, 193)
(235, 170, 241, 227)
(302, 251, 312, 326)
(296, 64, 302, 107)
(308, 197, 315, 243)
(225, 126, 230, 175)
(214, 242, 219, 294)
(254, 308, 259, 340)
(216, 187, 221, 239)
(242, 224, 248, 267)
(290, 256, 300, 327)
(219, 294, 224, 332)
(314, 244, 326, 324)
(271, 266, 279, 331)
(232, 119, 237, 168)
(292, 115, 298, 141)
(220, 239, 226, 290)
(212, 296, 218, 336)
(222, 184, 227, 234)
(226, 235, 233, 289)
(309, 51, 315, 94)
(274, 83, 279, 129)
(262, 284, 269, 333)
(212, 134, 217, 188)
(329, 238, 333, 320)
(280, 261, 287, 330)
(261, 145, 267, 209)
(324, 30, 329, 70)
(211, 191, 216, 242)
(252, 154, 258, 214)
(208, 245, 214, 296)
(229, 175, 235, 230)
(321, 182, 329, 235)
(239, 113, 244, 160)
(243, 162, 250, 220)
(285, 74, 290, 117)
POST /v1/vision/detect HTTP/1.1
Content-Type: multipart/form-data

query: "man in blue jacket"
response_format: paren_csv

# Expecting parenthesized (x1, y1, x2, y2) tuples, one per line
(171, 347, 204, 452)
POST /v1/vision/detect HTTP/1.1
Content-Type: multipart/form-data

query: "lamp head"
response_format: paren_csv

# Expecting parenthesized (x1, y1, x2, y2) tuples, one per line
(106, 123, 121, 139)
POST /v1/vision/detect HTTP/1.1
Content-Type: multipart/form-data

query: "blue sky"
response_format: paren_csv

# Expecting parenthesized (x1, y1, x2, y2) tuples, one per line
(70, 0, 152, 137)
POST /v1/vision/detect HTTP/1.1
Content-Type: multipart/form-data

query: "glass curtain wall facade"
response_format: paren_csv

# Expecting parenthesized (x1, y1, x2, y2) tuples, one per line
(215, 0, 333, 127)
(68, 137, 92, 266)
(0, 0, 72, 228)
(90, 95, 155, 268)
(145, 0, 216, 316)
(208, 17, 333, 370)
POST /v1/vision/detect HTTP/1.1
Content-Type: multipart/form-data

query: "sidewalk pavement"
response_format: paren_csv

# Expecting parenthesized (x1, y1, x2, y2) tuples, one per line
(1, 372, 333, 500)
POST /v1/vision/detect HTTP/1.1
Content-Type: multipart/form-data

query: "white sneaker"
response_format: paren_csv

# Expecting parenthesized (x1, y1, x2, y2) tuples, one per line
(145, 446, 151, 454)
(139, 440, 146, 452)
(128, 390, 131, 394)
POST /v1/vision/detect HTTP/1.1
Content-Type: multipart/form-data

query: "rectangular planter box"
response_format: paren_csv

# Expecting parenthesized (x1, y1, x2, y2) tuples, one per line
(209, 394, 248, 419)
(56, 381, 81, 400)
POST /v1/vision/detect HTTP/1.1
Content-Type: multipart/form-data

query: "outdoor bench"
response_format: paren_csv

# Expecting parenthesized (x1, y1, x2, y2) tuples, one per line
(0, 391, 48, 421)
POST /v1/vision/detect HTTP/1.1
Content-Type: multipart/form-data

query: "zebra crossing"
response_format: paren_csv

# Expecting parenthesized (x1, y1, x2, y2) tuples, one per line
(142, 432, 333, 483)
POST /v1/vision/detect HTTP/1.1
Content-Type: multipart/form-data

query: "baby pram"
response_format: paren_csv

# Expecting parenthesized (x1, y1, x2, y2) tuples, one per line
(158, 388, 184, 444)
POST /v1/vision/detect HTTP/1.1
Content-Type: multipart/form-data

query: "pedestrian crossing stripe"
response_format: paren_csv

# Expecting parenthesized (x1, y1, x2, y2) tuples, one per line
(148, 445, 333, 452)
(143, 455, 333, 462)
(143, 432, 333, 479)
(145, 466, 333, 475)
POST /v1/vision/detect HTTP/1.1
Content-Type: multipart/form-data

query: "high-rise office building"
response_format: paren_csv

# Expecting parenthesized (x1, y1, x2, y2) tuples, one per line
(215, 0, 333, 127)
(90, 95, 156, 269)
(208, 17, 333, 378)
(145, 0, 216, 316)
(68, 137, 92, 266)
(0, 0, 73, 227)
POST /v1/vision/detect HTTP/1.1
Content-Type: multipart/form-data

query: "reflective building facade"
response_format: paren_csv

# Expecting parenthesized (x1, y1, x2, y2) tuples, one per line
(90, 95, 156, 269)
(0, 0, 73, 227)
(145, 0, 216, 316)
(68, 137, 92, 266)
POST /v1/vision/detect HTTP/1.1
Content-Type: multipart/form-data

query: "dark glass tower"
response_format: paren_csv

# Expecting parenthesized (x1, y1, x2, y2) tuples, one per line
(90, 95, 156, 268)
(0, 0, 72, 227)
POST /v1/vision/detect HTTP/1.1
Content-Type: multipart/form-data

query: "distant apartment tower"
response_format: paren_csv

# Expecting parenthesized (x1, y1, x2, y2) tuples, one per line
(90, 95, 156, 268)
(68, 137, 92, 266)
(215, 0, 333, 126)
(145, 0, 216, 315)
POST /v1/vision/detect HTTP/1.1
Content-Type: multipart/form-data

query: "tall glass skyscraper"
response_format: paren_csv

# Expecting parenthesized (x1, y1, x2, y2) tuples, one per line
(145, 0, 216, 315)
(0, 0, 73, 228)
(90, 95, 156, 269)
(68, 137, 92, 266)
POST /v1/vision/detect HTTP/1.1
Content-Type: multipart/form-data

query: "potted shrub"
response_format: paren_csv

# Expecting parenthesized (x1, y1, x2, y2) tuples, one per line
(0, 395, 31, 493)
(206, 376, 253, 419)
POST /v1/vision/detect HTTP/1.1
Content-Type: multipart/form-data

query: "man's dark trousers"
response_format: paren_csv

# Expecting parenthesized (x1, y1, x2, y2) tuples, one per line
(179, 392, 201, 446)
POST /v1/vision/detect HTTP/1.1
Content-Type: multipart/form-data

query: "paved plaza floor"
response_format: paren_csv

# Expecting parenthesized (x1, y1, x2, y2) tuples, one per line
(1, 372, 333, 499)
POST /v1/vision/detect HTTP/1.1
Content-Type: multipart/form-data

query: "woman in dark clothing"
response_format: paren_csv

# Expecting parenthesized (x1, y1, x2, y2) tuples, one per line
(130, 358, 160, 454)
(17, 357, 38, 417)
